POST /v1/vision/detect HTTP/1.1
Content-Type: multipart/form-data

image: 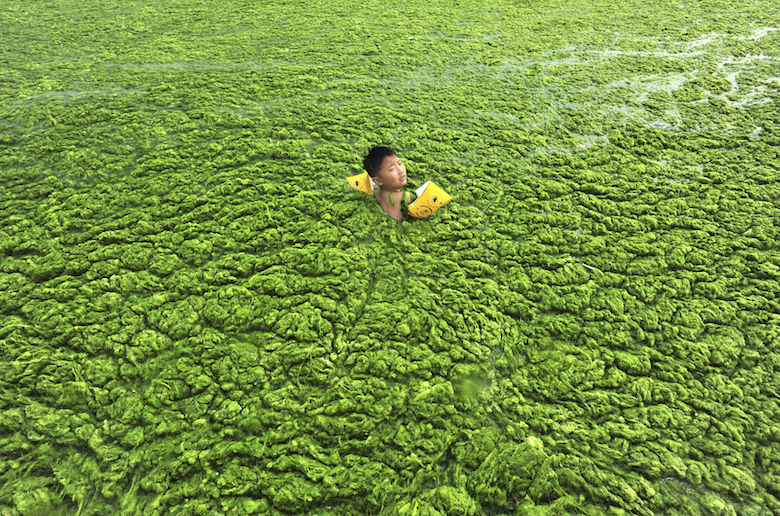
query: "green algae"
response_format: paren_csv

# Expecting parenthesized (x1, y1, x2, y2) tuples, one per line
(1, 0, 779, 514)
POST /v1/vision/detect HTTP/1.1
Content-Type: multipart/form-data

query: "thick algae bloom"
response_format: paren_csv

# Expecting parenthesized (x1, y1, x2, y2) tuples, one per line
(1, 0, 778, 514)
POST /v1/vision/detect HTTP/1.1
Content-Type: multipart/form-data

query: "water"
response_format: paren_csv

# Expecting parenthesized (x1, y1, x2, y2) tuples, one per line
(1, 3, 777, 515)
(393, 25, 780, 143)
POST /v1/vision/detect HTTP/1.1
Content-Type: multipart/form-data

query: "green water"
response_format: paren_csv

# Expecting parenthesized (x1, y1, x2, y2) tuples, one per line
(1, 0, 778, 514)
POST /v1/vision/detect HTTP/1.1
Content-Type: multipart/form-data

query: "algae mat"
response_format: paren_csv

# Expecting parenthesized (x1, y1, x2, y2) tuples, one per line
(1, 0, 779, 514)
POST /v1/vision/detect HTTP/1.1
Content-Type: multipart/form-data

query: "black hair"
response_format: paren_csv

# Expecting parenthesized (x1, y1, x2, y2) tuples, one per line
(362, 146, 397, 178)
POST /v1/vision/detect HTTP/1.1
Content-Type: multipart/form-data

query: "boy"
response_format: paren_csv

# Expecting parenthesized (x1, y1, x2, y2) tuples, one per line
(362, 146, 413, 222)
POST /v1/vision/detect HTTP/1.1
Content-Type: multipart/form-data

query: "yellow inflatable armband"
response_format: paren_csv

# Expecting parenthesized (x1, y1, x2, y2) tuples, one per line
(346, 171, 376, 194)
(408, 180, 452, 219)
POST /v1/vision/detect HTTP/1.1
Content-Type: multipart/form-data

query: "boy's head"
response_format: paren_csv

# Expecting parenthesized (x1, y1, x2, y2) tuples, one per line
(362, 145, 407, 191)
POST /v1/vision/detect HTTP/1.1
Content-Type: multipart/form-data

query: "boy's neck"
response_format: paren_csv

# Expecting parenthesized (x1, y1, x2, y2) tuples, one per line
(377, 186, 400, 193)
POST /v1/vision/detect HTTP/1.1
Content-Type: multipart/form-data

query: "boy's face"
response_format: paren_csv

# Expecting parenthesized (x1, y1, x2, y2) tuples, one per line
(374, 154, 407, 191)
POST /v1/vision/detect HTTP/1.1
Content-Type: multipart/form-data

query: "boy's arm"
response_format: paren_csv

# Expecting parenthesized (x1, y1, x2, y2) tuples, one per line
(406, 191, 412, 204)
